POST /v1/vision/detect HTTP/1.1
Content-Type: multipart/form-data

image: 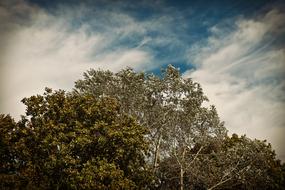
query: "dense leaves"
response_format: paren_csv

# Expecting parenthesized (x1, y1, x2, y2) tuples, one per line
(0, 89, 152, 189)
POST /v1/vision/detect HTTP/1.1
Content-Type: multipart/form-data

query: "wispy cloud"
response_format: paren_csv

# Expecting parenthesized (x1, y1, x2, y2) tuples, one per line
(0, 0, 156, 118)
(184, 9, 285, 160)
(0, 0, 194, 119)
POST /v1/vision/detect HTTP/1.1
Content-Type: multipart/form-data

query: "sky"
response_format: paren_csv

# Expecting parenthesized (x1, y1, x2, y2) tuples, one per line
(0, 0, 284, 160)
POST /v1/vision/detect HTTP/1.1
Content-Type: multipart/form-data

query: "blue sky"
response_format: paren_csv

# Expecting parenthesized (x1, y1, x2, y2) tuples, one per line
(0, 0, 284, 160)
(25, 0, 282, 74)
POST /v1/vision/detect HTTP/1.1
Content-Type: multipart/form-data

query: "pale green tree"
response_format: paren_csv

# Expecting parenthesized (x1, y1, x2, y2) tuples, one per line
(74, 65, 227, 189)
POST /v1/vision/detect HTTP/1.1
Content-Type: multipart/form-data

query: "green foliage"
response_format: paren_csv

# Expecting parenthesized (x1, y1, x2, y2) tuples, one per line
(0, 89, 153, 189)
(74, 65, 227, 189)
(0, 114, 22, 190)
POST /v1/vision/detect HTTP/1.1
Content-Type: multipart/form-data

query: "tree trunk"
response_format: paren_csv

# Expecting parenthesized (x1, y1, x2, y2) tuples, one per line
(179, 147, 186, 190)
(153, 134, 161, 172)
(180, 166, 184, 190)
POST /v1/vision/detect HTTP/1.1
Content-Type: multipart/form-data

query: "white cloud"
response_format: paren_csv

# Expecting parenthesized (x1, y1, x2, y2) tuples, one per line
(184, 9, 285, 160)
(95, 49, 152, 72)
(0, 0, 153, 119)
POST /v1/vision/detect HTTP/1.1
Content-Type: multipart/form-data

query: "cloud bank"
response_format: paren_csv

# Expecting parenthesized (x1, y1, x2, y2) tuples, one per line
(0, 0, 156, 118)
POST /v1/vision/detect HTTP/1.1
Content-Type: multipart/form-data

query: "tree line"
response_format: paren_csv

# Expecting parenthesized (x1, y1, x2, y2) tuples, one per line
(1, 65, 284, 189)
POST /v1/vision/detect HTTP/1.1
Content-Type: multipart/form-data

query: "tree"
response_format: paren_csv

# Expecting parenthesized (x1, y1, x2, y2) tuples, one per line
(0, 88, 153, 189)
(74, 65, 227, 189)
(0, 114, 22, 190)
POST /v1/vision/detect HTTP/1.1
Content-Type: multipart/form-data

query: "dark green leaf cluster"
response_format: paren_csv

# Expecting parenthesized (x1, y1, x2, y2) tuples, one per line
(0, 89, 152, 190)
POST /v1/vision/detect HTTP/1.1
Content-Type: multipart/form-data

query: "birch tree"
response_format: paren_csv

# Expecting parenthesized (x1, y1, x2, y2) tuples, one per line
(74, 65, 227, 189)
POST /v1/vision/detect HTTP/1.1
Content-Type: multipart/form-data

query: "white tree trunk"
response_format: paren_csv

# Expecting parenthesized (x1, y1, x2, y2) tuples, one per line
(153, 134, 161, 172)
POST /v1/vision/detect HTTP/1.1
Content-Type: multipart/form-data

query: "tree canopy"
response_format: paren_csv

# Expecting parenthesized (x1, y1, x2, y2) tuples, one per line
(0, 89, 152, 189)
(1, 65, 284, 190)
